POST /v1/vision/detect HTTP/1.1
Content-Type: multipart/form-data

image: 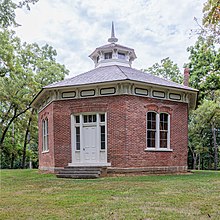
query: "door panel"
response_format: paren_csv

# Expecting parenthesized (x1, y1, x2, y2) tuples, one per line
(83, 126, 97, 163)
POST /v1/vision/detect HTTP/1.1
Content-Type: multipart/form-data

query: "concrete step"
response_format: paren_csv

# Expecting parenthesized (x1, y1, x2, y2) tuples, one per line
(56, 173, 99, 179)
(56, 166, 105, 179)
(64, 166, 103, 171)
(58, 170, 101, 174)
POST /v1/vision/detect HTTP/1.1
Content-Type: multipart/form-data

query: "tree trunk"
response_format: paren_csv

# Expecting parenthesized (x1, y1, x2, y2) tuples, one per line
(212, 122, 218, 170)
(0, 107, 31, 150)
(193, 153, 197, 170)
(10, 152, 15, 169)
(198, 153, 201, 170)
(21, 109, 34, 169)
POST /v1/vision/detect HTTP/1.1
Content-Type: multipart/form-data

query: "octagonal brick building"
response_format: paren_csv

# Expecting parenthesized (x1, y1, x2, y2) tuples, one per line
(31, 23, 198, 177)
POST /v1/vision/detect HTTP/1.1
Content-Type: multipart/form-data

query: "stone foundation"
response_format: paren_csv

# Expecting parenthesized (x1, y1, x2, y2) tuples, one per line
(107, 166, 188, 176)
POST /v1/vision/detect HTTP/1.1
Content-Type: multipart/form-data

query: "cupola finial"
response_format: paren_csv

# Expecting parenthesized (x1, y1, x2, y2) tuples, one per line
(108, 22, 118, 43)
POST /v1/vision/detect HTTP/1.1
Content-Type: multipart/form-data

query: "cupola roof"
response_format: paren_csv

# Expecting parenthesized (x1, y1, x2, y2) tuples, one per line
(89, 22, 137, 68)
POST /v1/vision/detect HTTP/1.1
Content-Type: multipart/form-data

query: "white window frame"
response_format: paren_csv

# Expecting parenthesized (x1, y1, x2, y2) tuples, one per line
(42, 118, 49, 152)
(99, 113, 107, 151)
(146, 112, 172, 152)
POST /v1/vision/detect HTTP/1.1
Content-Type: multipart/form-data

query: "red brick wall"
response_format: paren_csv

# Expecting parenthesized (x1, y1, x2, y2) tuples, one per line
(38, 102, 55, 170)
(123, 96, 188, 168)
(38, 95, 188, 170)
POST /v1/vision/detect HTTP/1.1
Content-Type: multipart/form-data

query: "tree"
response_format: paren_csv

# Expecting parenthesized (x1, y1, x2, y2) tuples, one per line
(0, 0, 39, 78)
(187, 35, 220, 170)
(188, 96, 220, 170)
(0, 0, 70, 168)
(193, 0, 220, 43)
(186, 36, 220, 102)
(203, 0, 220, 43)
(0, 32, 69, 168)
(143, 57, 183, 84)
(0, 0, 38, 28)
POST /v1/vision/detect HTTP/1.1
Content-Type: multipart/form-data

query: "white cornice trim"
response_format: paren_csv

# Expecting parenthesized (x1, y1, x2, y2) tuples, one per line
(33, 80, 198, 112)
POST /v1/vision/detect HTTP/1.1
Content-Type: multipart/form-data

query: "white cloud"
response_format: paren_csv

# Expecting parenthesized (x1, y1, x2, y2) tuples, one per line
(14, 0, 206, 77)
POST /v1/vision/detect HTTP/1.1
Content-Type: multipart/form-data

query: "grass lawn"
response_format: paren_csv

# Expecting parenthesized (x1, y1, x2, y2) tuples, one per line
(0, 170, 220, 220)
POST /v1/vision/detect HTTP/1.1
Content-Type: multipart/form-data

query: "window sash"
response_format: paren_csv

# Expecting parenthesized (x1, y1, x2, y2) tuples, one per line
(42, 119, 48, 151)
(147, 112, 170, 149)
(100, 125, 105, 150)
(75, 126, 80, 151)
(104, 52, 112, 59)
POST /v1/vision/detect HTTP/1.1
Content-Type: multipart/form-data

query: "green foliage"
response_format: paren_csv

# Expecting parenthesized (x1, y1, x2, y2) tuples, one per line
(0, 0, 17, 28)
(188, 1, 220, 169)
(144, 57, 183, 84)
(0, 0, 38, 28)
(203, 0, 220, 42)
(0, 6, 69, 168)
(188, 96, 220, 169)
(0, 0, 69, 169)
(186, 36, 220, 101)
(187, 35, 220, 170)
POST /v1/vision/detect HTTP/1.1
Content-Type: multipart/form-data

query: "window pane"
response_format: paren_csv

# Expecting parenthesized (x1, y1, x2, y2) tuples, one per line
(76, 127, 80, 135)
(83, 115, 97, 123)
(76, 143, 80, 151)
(75, 127, 80, 150)
(100, 125, 105, 150)
(104, 52, 112, 59)
(93, 115, 97, 122)
(147, 130, 155, 147)
(160, 113, 168, 131)
(159, 114, 168, 148)
(147, 112, 156, 148)
(160, 131, 167, 148)
(147, 138, 155, 148)
(76, 134, 80, 143)
(75, 116, 80, 123)
(101, 142, 105, 150)
(101, 134, 105, 142)
(101, 126, 105, 133)
(147, 112, 156, 129)
(100, 114, 105, 122)
(84, 115, 87, 123)
(118, 52, 125, 59)
(88, 115, 93, 122)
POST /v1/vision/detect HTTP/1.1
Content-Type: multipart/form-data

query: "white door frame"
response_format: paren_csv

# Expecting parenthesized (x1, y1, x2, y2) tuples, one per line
(69, 112, 111, 167)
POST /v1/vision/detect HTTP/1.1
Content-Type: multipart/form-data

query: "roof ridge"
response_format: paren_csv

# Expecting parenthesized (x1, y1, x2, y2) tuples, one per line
(116, 65, 129, 79)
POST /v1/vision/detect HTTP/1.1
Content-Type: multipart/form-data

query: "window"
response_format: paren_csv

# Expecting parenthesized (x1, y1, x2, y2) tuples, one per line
(118, 52, 126, 59)
(75, 116, 80, 150)
(97, 56, 99, 63)
(83, 114, 96, 123)
(146, 112, 170, 150)
(42, 119, 48, 152)
(160, 113, 168, 148)
(100, 126, 106, 150)
(147, 112, 156, 148)
(100, 114, 105, 122)
(75, 115, 80, 123)
(104, 52, 112, 59)
(75, 127, 80, 150)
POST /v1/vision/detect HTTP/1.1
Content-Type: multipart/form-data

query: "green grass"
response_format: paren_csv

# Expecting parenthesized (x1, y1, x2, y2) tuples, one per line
(0, 170, 220, 220)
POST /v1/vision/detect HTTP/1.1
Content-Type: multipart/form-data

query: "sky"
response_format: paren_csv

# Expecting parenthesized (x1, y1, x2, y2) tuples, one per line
(15, 0, 206, 78)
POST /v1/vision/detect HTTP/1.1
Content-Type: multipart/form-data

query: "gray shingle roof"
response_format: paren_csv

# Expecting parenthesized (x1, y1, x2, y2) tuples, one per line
(96, 43, 134, 51)
(45, 65, 197, 91)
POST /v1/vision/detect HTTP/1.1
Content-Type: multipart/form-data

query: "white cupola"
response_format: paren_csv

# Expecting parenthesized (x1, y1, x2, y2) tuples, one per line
(89, 22, 137, 68)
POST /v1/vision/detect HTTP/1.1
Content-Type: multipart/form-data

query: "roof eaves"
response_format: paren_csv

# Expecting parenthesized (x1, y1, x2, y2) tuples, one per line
(30, 88, 44, 108)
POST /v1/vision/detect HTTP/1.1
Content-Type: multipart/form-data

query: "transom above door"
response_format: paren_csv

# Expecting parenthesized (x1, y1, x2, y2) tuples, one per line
(69, 113, 110, 167)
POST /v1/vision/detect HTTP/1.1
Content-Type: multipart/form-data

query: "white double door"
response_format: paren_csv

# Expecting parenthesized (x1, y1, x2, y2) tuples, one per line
(82, 126, 98, 163)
